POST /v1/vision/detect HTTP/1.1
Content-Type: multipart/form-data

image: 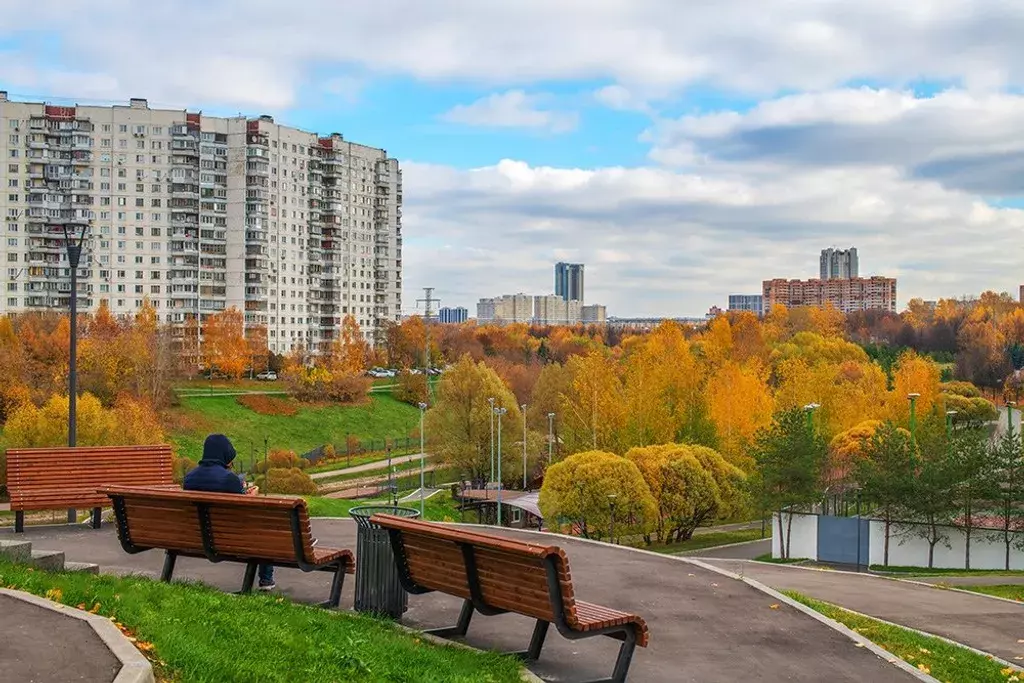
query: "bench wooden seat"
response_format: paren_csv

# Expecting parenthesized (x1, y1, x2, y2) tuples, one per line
(100, 486, 354, 608)
(371, 514, 649, 683)
(8, 445, 173, 532)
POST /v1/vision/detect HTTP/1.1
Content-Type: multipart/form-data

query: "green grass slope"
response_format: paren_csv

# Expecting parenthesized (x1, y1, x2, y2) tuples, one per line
(165, 394, 419, 465)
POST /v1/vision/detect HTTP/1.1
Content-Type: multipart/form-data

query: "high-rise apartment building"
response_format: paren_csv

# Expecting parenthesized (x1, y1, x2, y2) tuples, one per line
(533, 294, 582, 326)
(762, 276, 896, 314)
(581, 304, 607, 324)
(728, 294, 763, 316)
(438, 306, 467, 324)
(820, 248, 858, 280)
(555, 262, 584, 302)
(476, 294, 533, 324)
(0, 94, 402, 354)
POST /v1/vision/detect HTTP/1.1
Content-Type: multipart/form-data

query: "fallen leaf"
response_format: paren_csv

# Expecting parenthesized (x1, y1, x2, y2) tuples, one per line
(854, 643, 865, 648)
(920, 647, 931, 654)
(918, 664, 930, 674)
(769, 604, 780, 609)
(76, 604, 86, 610)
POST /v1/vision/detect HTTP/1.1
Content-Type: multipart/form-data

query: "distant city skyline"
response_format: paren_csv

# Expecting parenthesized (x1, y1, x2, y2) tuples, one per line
(25, 6, 1023, 319)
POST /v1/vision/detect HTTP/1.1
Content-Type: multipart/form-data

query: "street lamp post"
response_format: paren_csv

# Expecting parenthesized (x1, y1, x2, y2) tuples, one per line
(803, 403, 820, 434)
(521, 403, 528, 490)
(495, 407, 507, 525)
(547, 412, 555, 464)
(1007, 401, 1016, 442)
(607, 494, 617, 544)
(855, 487, 863, 572)
(488, 397, 495, 484)
(908, 393, 921, 442)
(64, 221, 89, 448)
(418, 402, 428, 515)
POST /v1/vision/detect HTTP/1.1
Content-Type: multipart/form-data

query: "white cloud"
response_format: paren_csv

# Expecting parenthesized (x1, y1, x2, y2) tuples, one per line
(6, 1, 1024, 109)
(647, 88, 1024, 194)
(441, 91, 578, 133)
(399, 158, 1024, 316)
(593, 85, 652, 113)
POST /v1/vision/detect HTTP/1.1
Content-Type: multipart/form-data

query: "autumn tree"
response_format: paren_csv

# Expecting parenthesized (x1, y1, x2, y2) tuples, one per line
(246, 325, 269, 376)
(4, 392, 163, 448)
(202, 308, 248, 379)
(538, 450, 657, 541)
(705, 360, 773, 470)
(424, 355, 528, 483)
(561, 350, 627, 454)
(888, 350, 942, 425)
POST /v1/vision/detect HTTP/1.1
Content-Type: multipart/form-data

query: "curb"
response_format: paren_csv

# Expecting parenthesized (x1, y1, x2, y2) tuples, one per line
(0, 587, 154, 683)
(447, 524, 938, 681)
(675, 537, 770, 555)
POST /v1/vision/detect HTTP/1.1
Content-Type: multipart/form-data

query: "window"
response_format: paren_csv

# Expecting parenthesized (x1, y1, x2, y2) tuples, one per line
(101, 138, 111, 147)
(137, 140, 145, 150)
(151, 198, 161, 207)
(135, 227, 144, 236)
(152, 184, 160, 193)
(7, 179, 17, 187)
(135, 212, 144, 220)
(152, 126, 162, 135)
(136, 183, 144, 193)
(119, 139, 127, 149)
(151, 228, 161, 236)
(7, 164, 16, 173)
(135, 155, 144, 163)
(7, 194, 17, 202)
(6, 238, 16, 246)
(9, 149, 18, 158)
(135, 198, 144, 207)
(117, 197, 126, 206)
(119, 124, 127, 133)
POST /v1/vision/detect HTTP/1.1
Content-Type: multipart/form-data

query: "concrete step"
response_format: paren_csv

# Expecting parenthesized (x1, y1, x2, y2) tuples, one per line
(0, 539, 32, 563)
(29, 549, 65, 572)
(63, 561, 100, 575)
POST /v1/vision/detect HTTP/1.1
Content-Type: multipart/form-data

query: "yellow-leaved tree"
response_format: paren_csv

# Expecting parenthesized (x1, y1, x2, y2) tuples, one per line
(887, 350, 942, 425)
(626, 444, 746, 544)
(424, 355, 533, 485)
(538, 450, 657, 541)
(705, 360, 774, 470)
(561, 350, 626, 454)
(4, 393, 163, 448)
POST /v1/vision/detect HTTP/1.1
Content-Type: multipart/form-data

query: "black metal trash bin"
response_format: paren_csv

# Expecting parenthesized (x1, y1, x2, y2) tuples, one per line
(349, 505, 420, 618)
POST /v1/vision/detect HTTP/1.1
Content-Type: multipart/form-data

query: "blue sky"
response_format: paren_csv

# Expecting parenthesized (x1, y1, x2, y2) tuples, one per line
(5, 0, 1024, 316)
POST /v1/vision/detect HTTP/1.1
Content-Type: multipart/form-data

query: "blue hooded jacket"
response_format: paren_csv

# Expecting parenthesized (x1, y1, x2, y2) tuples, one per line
(183, 434, 244, 494)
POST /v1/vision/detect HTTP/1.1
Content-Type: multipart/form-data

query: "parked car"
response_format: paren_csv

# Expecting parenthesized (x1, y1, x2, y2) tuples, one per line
(256, 371, 278, 381)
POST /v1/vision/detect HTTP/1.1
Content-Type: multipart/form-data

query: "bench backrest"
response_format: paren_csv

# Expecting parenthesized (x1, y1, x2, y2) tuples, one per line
(8, 445, 173, 512)
(372, 514, 579, 626)
(100, 486, 318, 564)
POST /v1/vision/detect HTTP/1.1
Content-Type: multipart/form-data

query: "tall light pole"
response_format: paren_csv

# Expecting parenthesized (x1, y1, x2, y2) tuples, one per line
(521, 403, 528, 490)
(488, 397, 495, 484)
(1007, 401, 1016, 441)
(607, 494, 617, 544)
(547, 412, 555, 464)
(495, 406, 507, 525)
(803, 403, 820, 434)
(418, 402, 427, 515)
(64, 221, 89, 448)
(908, 393, 921, 443)
(945, 410, 957, 439)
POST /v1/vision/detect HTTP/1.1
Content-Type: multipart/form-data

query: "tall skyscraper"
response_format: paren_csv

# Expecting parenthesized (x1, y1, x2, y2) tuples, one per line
(0, 94, 402, 353)
(820, 248, 859, 280)
(555, 262, 584, 302)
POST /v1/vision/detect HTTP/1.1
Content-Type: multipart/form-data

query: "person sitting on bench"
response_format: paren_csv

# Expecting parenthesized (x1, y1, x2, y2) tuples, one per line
(183, 434, 276, 591)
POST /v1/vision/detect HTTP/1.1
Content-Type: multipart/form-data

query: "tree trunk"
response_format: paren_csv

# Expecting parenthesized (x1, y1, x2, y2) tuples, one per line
(1005, 498, 1012, 572)
(786, 508, 794, 560)
(964, 498, 972, 570)
(776, 508, 787, 559)
(883, 515, 891, 567)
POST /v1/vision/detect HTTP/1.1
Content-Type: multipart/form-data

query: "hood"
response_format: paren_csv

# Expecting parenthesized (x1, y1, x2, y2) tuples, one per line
(200, 434, 237, 467)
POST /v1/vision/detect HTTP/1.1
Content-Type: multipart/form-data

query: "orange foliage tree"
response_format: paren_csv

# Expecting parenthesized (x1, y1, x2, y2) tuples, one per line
(202, 308, 248, 379)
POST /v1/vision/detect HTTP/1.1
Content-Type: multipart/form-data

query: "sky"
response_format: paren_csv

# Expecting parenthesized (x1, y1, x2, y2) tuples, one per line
(3, 1, 1024, 317)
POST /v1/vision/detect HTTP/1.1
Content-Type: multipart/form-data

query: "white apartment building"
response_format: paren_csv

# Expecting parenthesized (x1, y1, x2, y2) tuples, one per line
(580, 304, 607, 324)
(533, 294, 582, 326)
(0, 94, 402, 353)
(476, 294, 533, 324)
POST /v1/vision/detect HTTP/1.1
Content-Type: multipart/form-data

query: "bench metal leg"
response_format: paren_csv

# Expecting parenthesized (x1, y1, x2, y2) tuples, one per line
(240, 562, 258, 594)
(160, 551, 178, 582)
(14, 511, 24, 533)
(319, 563, 346, 609)
(67, 509, 77, 524)
(608, 629, 637, 683)
(513, 620, 550, 661)
(425, 598, 474, 638)
(90, 507, 102, 529)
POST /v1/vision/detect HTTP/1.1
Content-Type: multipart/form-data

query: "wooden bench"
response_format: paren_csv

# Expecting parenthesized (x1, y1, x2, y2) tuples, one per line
(100, 486, 354, 608)
(371, 514, 649, 683)
(7, 444, 174, 533)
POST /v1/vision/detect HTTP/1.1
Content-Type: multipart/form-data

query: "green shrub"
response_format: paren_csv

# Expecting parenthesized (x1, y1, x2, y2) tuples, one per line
(254, 449, 310, 474)
(172, 456, 197, 484)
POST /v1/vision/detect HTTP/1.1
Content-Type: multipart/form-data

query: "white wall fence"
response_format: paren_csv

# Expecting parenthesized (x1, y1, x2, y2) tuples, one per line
(773, 511, 1024, 569)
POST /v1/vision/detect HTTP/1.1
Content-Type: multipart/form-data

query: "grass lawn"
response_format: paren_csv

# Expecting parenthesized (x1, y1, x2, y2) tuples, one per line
(638, 528, 769, 555)
(314, 457, 437, 485)
(165, 394, 419, 465)
(784, 591, 1016, 682)
(0, 559, 521, 683)
(753, 553, 807, 564)
(956, 585, 1024, 602)
(306, 489, 463, 522)
(870, 565, 1024, 577)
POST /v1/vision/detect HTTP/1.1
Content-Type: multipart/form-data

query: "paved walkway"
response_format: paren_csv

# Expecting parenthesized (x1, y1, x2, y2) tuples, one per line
(0, 593, 121, 682)
(910, 574, 1024, 587)
(310, 453, 426, 480)
(690, 538, 770, 559)
(14, 522, 916, 682)
(707, 559, 1024, 663)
